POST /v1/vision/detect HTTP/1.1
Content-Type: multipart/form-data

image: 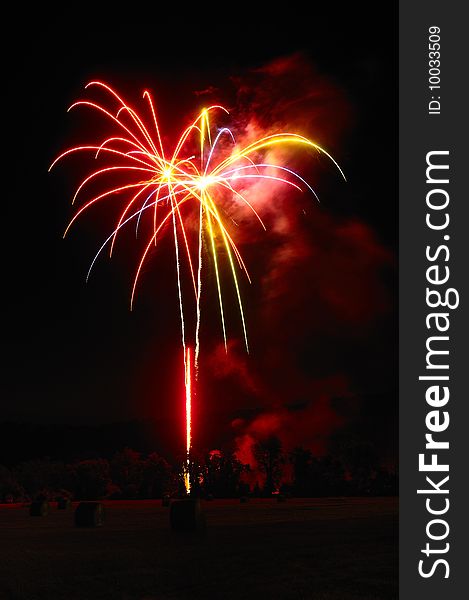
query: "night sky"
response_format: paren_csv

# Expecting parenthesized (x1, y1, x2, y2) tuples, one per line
(3, 7, 397, 465)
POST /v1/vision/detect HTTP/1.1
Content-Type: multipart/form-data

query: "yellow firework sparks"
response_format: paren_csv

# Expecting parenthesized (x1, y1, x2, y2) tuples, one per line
(50, 81, 345, 492)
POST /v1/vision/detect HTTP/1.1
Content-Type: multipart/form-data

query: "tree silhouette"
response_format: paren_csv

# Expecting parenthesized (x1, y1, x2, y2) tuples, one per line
(0, 465, 23, 502)
(141, 452, 172, 498)
(290, 447, 347, 496)
(201, 450, 248, 498)
(110, 448, 143, 498)
(253, 436, 284, 495)
(330, 435, 379, 494)
(70, 458, 111, 500)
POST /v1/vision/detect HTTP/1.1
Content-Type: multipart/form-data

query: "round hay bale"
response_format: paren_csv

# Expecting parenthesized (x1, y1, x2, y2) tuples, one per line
(57, 497, 71, 510)
(276, 494, 287, 503)
(30, 500, 49, 516)
(162, 495, 171, 507)
(74, 501, 105, 527)
(239, 496, 249, 503)
(170, 498, 205, 532)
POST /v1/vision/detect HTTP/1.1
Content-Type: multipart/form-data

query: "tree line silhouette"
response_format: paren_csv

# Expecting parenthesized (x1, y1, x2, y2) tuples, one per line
(0, 435, 397, 503)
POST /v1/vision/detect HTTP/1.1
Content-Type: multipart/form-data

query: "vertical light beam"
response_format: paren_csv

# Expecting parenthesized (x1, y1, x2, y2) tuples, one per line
(184, 346, 192, 494)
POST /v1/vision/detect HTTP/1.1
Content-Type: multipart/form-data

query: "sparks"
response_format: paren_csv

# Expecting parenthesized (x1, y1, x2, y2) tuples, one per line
(50, 81, 344, 494)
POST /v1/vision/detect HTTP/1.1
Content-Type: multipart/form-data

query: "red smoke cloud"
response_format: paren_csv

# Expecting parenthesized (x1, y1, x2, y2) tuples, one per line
(232, 52, 351, 148)
(196, 54, 395, 473)
(206, 340, 261, 395)
(232, 394, 347, 465)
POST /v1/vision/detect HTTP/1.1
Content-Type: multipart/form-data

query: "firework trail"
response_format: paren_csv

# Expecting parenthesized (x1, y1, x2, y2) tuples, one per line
(50, 81, 344, 492)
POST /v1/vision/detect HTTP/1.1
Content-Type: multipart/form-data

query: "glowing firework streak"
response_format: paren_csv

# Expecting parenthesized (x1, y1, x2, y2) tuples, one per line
(50, 81, 344, 494)
(184, 346, 192, 492)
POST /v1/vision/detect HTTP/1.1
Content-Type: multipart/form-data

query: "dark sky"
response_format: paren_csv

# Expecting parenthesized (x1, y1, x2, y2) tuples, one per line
(3, 7, 397, 463)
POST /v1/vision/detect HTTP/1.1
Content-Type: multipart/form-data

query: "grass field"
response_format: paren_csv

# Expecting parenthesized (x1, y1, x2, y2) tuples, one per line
(0, 497, 397, 600)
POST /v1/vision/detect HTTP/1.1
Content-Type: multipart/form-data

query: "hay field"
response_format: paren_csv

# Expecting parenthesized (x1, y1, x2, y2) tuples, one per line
(0, 497, 397, 600)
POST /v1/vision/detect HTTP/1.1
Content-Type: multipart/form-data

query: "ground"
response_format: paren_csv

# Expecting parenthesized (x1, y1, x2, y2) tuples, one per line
(0, 497, 397, 600)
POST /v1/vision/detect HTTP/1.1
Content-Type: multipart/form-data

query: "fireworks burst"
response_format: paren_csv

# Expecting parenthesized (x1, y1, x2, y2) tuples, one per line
(50, 81, 344, 492)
